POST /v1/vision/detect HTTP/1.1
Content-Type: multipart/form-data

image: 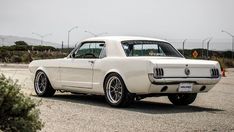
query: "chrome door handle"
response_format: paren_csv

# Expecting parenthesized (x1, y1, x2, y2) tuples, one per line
(88, 60, 95, 64)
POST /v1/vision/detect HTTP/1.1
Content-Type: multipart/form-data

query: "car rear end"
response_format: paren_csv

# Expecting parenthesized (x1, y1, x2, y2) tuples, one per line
(147, 58, 221, 94)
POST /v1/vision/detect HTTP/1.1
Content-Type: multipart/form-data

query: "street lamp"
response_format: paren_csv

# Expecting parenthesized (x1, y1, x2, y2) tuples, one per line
(206, 38, 212, 59)
(202, 38, 209, 59)
(84, 30, 108, 37)
(182, 39, 187, 56)
(32, 32, 52, 45)
(221, 30, 234, 59)
(67, 26, 78, 49)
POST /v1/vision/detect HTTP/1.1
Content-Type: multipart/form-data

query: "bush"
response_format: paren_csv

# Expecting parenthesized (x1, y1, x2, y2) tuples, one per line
(224, 59, 234, 68)
(0, 74, 43, 131)
(10, 55, 22, 63)
(21, 53, 33, 63)
(0, 49, 9, 62)
(212, 57, 234, 68)
(15, 41, 28, 46)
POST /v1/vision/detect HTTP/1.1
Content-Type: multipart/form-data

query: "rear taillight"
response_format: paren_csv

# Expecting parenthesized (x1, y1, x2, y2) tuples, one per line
(153, 68, 164, 78)
(210, 68, 219, 78)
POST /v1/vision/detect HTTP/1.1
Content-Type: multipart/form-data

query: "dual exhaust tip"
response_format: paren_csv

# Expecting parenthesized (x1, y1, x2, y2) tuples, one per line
(159, 85, 206, 92)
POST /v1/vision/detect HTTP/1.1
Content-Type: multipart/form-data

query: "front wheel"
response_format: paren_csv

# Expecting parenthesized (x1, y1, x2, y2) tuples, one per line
(34, 71, 55, 97)
(168, 93, 197, 105)
(104, 73, 135, 107)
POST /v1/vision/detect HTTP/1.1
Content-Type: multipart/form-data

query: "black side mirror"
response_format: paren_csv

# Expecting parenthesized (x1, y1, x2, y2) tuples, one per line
(99, 44, 105, 47)
(71, 52, 76, 58)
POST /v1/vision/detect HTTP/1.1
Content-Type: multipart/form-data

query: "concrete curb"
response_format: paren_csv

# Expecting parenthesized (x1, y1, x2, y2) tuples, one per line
(0, 63, 28, 68)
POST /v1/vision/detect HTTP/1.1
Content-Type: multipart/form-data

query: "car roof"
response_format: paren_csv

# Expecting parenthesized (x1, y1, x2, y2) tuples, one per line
(83, 36, 168, 43)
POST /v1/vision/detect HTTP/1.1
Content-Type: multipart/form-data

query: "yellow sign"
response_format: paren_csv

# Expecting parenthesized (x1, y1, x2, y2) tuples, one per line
(192, 50, 198, 58)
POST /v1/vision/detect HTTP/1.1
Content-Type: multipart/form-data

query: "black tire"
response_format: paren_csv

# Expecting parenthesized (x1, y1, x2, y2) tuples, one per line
(168, 93, 197, 105)
(34, 71, 55, 97)
(104, 73, 135, 107)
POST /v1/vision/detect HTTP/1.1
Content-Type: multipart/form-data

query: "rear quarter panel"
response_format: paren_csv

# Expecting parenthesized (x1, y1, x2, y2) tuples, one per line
(93, 57, 152, 94)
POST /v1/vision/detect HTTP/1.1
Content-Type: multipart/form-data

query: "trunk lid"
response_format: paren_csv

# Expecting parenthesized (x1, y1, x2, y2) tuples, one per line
(148, 57, 219, 78)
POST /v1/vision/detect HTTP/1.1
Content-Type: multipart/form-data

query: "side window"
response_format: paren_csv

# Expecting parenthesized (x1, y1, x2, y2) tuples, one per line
(99, 46, 106, 58)
(122, 44, 132, 56)
(75, 43, 90, 58)
(73, 42, 106, 59)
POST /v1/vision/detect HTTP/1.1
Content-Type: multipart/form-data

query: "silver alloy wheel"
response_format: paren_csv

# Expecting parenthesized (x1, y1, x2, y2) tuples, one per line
(106, 76, 123, 104)
(35, 72, 47, 94)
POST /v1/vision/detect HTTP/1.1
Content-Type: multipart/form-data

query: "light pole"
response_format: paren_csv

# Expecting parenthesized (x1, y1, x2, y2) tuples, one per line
(182, 39, 187, 56)
(221, 30, 234, 60)
(67, 26, 78, 49)
(202, 38, 209, 59)
(84, 30, 108, 37)
(32, 32, 52, 45)
(206, 38, 212, 59)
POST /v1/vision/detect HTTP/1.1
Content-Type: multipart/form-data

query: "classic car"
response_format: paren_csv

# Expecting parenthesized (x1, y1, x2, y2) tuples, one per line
(29, 36, 221, 107)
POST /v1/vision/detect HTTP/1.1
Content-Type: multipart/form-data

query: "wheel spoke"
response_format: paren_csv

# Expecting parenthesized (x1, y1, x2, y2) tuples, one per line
(110, 86, 115, 89)
(114, 93, 118, 100)
(115, 79, 118, 86)
(110, 86, 115, 93)
(115, 92, 119, 101)
(118, 87, 122, 92)
(112, 93, 115, 100)
(39, 85, 43, 91)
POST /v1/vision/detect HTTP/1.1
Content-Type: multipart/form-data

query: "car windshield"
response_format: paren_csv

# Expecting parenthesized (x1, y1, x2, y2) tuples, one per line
(121, 40, 183, 57)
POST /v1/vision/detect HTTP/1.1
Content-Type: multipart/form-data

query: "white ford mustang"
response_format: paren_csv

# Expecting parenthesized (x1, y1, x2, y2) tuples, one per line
(29, 36, 221, 107)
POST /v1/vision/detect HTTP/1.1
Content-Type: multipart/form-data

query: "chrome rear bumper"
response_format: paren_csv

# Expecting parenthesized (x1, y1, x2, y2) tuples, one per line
(148, 73, 221, 85)
(148, 73, 221, 93)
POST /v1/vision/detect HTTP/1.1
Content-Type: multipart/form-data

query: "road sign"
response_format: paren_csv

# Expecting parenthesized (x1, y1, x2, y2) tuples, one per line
(192, 50, 198, 58)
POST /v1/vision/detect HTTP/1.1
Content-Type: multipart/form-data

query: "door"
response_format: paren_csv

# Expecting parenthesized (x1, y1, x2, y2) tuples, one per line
(60, 41, 106, 89)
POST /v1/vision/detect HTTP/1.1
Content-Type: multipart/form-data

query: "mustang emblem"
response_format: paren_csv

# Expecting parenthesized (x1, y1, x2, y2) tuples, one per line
(185, 67, 190, 76)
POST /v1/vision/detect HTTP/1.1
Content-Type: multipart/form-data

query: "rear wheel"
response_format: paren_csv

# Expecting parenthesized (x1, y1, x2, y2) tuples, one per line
(168, 93, 197, 105)
(34, 71, 55, 97)
(104, 73, 134, 107)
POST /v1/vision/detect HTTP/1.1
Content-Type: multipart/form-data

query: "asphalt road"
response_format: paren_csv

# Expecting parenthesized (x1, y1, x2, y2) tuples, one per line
(1, 65, 234, 132)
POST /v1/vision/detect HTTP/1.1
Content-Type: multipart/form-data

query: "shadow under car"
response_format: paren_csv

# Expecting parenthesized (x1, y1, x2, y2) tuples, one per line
(32, 93, 224, 114)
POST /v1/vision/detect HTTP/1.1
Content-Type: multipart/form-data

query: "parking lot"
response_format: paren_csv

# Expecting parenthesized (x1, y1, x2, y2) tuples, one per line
(1, 64, 234, 132)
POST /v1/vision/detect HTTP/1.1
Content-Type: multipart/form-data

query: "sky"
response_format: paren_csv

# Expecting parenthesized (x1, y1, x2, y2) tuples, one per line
(0, 0, 234, 50)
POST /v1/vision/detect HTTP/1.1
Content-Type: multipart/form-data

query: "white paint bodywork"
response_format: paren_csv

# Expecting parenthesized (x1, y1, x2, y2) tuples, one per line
(29, 36, 221, 95)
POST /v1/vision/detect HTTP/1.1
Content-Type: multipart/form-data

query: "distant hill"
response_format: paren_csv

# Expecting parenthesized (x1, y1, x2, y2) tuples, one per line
(0, 35, 60, 48)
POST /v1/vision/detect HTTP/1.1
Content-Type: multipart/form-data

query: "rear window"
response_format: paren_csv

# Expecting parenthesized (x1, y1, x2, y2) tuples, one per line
(121, 40, 183, 57)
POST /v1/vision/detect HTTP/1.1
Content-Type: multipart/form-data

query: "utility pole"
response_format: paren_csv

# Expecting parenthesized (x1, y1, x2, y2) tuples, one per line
(32, 33, 52, 45)
(67, 26, 78, 49)
(206, 38, 212, 59)
(61, 41, 64, 50)
(202, 38, 209, 59)
(221, 30, 234, 60)
(182, 39, 187, 56)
